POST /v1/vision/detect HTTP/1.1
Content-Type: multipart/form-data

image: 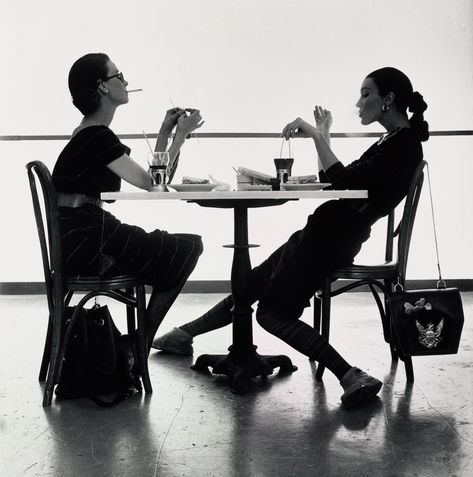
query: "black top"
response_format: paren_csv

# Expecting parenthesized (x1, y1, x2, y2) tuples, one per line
(319, 128, 423, 222)
(52, 126, 130, 199)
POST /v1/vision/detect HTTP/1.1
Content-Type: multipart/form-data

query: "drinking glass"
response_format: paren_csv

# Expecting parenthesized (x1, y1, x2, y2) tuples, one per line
(147, 151, 170, 191)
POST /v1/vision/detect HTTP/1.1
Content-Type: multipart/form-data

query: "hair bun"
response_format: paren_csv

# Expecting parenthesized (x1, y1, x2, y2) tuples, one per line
(408, 92, 427, 114)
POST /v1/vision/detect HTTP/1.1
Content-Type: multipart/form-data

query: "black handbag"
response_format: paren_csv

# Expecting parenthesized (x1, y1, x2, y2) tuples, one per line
(389, 285, 464, 356)
(56, 304, 142, 407)
(389, 164, 465, 357)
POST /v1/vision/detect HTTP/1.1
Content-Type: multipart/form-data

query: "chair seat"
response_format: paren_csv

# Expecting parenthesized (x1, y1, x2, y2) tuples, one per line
(66, 273, 144, 291)
(333, 261, 398, 280)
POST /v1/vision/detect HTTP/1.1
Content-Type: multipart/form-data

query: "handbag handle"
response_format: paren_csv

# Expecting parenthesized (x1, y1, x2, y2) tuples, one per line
(425, 163, 446, 289)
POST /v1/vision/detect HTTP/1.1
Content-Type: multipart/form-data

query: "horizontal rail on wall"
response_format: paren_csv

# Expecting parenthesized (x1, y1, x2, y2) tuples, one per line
(2, 279, 473, 295)
(0, 130, 472, 141)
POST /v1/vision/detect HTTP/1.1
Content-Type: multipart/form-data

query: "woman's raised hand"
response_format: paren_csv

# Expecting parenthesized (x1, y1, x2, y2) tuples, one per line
(176, 108, 204, 137)
(313, 105, 332, 135)
(160, 107, 186, 135)
(281, 117, 317, 140)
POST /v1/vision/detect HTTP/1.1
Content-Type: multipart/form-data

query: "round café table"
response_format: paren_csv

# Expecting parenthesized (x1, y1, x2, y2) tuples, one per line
(101, 189, 368, 392)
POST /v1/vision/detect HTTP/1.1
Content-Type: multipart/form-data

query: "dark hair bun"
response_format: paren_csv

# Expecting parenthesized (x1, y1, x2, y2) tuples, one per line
(408, 91, 429, 142)
(72, 89, 100, 116)
(409, 92, 427, 115)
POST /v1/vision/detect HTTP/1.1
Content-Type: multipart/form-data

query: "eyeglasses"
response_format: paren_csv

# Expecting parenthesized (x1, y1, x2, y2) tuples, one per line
(102, 72, 125, 83)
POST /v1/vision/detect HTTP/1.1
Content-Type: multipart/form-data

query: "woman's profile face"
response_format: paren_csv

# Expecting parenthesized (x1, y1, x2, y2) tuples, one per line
(101, 60, 129, 106)
(356, 77, 385, 125)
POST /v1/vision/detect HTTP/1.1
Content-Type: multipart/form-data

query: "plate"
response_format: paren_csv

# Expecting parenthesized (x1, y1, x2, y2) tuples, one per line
(281, 183, 331, 191)
(168, 183, 218, 192)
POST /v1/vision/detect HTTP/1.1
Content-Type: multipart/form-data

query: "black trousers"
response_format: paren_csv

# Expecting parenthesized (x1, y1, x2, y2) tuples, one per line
(248, 200, 372, 319)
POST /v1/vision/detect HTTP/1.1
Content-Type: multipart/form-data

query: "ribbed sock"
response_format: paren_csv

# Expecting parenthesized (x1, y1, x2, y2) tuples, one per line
(256, 310, 351, 380)
(180, 295, 234, 337)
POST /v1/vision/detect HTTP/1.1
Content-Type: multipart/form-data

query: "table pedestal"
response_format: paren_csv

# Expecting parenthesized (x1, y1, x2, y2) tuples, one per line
(190, 201, 297, 393)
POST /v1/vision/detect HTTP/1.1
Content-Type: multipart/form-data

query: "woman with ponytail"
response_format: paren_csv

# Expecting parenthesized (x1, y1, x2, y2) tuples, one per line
(154, 67, 428, 409)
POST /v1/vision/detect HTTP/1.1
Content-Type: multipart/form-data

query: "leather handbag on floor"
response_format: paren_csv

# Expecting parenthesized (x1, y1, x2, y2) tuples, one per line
(56, 304, 142, 407)
(389, 164, 464, 357)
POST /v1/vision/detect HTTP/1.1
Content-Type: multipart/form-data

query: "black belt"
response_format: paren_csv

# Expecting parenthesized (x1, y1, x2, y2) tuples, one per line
(57, 192, 103, 208)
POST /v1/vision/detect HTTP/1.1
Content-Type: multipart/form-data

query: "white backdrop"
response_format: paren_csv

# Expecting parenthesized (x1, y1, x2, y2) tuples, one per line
(1, 0, 472, 282)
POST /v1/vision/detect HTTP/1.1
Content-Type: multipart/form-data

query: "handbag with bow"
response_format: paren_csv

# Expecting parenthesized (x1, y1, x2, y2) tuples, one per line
(388, 164, 464, 357)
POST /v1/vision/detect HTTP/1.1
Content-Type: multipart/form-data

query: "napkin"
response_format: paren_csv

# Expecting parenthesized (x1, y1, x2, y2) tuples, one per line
(209, 175, 231, 191)
(237, 166, 273, 184)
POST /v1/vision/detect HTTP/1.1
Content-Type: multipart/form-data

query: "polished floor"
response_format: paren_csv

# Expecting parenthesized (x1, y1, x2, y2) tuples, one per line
(1, 292, 472, 477)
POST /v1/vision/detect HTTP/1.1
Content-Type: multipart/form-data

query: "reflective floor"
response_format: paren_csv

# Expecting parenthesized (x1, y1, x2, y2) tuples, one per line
(1, 293, 472, 477)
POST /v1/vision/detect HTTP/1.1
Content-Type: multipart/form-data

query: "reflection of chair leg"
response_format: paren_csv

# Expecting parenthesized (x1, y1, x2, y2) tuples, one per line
(39, 315, 53, 381)
(315, 278, 331, 381)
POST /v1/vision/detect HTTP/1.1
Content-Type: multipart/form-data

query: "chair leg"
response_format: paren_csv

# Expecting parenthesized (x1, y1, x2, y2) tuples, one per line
(310, 295, 322, 362)
(136, 285, 152, 394)
(315, 279, 331, 381)
(403, 356, 414, 382)
(39, 315, 53, 381)
(42, 308, 63, 407)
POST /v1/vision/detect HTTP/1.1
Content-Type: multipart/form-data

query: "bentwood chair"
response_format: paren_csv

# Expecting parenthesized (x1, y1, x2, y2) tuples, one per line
(26, 161, 152, 406)
(313, 160, 426, 382)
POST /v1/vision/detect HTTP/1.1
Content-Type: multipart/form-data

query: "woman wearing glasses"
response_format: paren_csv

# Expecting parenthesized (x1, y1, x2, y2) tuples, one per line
(154, 67, 429, 408)
(52, 52, 204, 345)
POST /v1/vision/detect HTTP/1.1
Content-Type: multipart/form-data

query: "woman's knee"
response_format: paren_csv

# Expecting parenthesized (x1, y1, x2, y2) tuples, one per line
(256, 308, 280, 333)
(176, 233, 204, 256)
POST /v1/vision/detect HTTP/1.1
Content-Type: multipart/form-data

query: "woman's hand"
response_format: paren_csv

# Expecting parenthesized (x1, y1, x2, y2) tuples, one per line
(314, 105, 332, 135)
(160, 107, 186, 136)
(281, 117, 317, 140)
(176, 108, 204, 138)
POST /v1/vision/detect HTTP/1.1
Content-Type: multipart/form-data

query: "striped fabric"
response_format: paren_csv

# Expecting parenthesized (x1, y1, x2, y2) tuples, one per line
(58, 204, 202, 289)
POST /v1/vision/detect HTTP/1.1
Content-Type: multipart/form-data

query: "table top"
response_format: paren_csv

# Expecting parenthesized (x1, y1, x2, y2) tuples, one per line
(101, 189, 368, 201)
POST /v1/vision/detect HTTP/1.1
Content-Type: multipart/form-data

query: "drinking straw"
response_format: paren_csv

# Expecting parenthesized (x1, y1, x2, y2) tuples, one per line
(279, 137, 292, 158)
(142, 130, 155, 156)
(232, 166, 239, 174)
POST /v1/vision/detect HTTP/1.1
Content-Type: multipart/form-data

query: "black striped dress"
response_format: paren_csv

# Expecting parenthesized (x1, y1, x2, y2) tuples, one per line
(52, 126, 202, 290)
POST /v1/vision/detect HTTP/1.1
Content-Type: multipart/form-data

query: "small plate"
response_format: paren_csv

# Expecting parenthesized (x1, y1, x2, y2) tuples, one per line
(282, 183, 331, 191)
(168, 183, 218, 192)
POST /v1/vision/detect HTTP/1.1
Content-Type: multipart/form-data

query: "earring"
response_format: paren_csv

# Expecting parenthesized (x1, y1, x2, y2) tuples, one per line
(381, 103, 390, 113)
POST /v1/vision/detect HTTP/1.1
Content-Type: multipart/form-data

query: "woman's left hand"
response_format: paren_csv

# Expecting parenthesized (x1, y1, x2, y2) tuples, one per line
(160, 107, 186, 135)
(314, 105, 332, 133)
(176, 108, 204, 137)
(281, 117, 317, 140)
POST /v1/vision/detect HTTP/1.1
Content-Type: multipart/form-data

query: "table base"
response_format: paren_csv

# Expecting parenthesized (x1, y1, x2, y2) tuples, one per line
(191, 345, 298, 393)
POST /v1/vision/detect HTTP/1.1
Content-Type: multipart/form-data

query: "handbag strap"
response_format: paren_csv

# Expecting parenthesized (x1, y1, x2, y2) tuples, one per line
(425, 162, 446, 289)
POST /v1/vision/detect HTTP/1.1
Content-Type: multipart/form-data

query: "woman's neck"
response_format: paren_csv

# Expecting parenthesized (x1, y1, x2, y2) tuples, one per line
(378, 110, 411, 133)
(75, 107, 116, 134)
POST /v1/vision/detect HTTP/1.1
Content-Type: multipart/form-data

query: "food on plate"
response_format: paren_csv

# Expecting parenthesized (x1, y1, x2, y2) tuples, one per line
(286, 174, 318, 184)
(182, 176, 210, 184)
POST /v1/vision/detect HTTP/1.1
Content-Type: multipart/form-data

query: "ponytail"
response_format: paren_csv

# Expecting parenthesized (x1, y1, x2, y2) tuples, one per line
(408, 91, 429, 142)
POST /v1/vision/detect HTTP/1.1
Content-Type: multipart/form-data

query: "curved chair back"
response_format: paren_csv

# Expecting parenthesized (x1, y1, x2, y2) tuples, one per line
(395, 160, 426, 284)
(26, 161, 65, 313)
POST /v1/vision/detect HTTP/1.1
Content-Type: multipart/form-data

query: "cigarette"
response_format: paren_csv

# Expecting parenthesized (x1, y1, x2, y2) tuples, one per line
(127, 88, 143, 93)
